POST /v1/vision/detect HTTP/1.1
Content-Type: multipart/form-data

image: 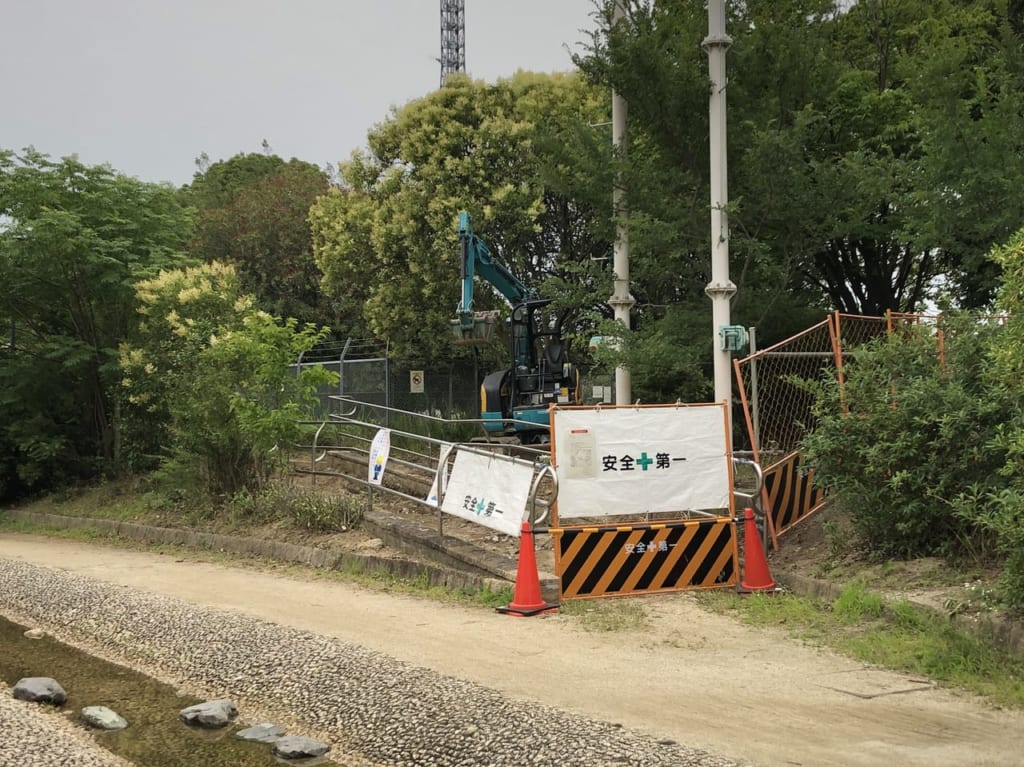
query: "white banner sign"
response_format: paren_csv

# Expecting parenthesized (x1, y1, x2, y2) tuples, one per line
(441, 449, 534, 537)
(368, 428, 391, 485)
(552, 405, 731, 518)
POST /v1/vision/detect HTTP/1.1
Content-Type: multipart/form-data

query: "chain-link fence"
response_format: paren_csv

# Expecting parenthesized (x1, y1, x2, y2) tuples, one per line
(733, 312, 915, 465)
(293, 339, 490, 423)
(733, 317, 836, 466)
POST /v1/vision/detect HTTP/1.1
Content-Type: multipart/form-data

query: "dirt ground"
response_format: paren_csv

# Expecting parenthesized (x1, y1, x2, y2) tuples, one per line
(2, 525, 1024, 767)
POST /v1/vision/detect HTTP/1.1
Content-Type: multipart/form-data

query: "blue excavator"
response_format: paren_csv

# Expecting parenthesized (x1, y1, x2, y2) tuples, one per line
(452, 211, 581, 444)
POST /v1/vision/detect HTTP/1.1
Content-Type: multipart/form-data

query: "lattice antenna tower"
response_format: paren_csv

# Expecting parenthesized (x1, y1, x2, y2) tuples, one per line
(440, 0, 466, 86)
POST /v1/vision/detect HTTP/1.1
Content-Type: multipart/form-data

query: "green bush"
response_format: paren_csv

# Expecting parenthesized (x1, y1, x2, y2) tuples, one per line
(957, 229, 1024, 611)
(121, 262, 336, 498)
(800, 317, 1007, 559)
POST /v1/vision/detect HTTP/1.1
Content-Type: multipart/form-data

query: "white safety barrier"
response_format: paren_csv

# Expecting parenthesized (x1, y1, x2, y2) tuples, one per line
(551, 403, 732, 519)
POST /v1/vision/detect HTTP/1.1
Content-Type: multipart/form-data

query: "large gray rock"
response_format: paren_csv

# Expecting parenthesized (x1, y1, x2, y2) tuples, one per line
(12, 677, 67, 705)
(235, 723, 285, 742)
(179, 699, 237, 728)
(272, 735, 331, 759)
(82, 705, 128, 730)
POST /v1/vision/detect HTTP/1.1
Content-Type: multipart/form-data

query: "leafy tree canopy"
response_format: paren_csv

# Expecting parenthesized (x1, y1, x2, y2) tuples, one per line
(188, 157, 334, 330)
(0, 148, 192, 498)
(578, 0, 1024, 314)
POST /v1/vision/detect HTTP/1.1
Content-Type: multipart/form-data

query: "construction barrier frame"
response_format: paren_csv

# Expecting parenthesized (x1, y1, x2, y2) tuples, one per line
(762, 450, 827, 537)
(546, 402, 739, 599)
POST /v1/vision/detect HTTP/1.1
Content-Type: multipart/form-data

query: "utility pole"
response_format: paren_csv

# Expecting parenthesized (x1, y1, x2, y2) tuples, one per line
(440, 0, 466, 86)
(610, 0, 635, 405)
(703, 0, 736, 413)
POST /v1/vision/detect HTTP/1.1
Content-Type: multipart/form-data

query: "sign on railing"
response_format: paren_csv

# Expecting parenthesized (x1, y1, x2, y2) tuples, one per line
(440, 449, 535, 537)
(368, 428, 391, 485)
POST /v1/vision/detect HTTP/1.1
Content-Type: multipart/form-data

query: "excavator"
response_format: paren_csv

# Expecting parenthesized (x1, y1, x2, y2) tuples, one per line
(452, 211, 581, 444)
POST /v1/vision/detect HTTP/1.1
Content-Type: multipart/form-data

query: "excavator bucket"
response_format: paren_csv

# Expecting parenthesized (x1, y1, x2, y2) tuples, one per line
(451, 311, 498, 345)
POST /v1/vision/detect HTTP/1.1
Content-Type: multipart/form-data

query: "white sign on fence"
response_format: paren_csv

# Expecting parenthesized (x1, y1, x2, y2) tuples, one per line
(552, 404, 731, 518)
(368, 428, 391, 485)
(441, 449, 534, 537)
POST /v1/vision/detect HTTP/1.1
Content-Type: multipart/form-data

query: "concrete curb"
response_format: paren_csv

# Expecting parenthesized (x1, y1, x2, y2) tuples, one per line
(2, 509, 514, 597)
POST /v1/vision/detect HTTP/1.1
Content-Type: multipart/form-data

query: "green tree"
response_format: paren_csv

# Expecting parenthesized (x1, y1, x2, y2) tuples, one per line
(899, 0, 1024, 307)
(185, 153, 334, 329)
(310, 72, 610, 366)
(121, 262, 334, 497)
(189, 160, 333, 329)
(0, 149, 192, 498)
(182, 151, 289, 210)
(577, 0, 1024, 316)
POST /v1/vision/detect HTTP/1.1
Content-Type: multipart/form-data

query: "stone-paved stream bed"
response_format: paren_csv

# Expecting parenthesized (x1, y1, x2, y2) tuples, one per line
(0, 615, 339, 767)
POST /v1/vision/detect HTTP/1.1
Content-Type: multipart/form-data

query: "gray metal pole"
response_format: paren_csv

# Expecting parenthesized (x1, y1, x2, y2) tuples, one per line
(703, 1, 736, 413)
(610, 0, 635, 406)
(748, 326, 760, 453)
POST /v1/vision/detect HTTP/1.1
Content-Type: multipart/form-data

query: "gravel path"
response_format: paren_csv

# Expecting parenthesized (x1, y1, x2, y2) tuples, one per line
(0, 558, 743, 767)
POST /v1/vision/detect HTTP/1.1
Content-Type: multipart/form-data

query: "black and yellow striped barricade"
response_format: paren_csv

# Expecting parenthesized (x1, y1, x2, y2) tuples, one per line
(543, 518, 738, 599)
(762, 450, 826, 536)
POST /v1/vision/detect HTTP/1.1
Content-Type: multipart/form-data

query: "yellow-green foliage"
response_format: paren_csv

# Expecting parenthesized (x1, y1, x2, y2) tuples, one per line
(308, 72, 607, 365)
(120, 262, 336, 497)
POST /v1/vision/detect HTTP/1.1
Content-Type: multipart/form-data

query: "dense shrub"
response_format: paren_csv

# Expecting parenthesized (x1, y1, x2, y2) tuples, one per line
(800, 318, 1008, 559)
(801, 228, 1024, 612)
(121, 262, 336, 498)
(957, 229, 1024, 611)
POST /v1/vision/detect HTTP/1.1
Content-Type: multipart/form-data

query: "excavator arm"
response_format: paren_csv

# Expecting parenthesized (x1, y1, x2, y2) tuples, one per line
(456, 211, 535, 328)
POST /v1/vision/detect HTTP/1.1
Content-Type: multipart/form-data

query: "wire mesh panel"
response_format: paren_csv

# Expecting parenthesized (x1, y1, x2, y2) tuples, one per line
(734, 317, 836, 465)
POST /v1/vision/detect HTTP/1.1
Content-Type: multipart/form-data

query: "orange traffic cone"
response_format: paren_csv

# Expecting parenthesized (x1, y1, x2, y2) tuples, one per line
(496, 521, 559, 617)
(739, 507, 778, 594)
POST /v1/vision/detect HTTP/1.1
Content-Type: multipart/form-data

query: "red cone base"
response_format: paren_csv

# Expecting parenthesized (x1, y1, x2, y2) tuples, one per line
(739, 507, 778, 594)
(497, 521, 559, 617)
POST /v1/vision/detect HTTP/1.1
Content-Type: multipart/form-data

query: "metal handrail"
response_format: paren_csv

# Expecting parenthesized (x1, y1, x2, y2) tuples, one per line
(327, 394, 554, 445)
(731, 455, 763, 511)
(528, 463, 557, 526)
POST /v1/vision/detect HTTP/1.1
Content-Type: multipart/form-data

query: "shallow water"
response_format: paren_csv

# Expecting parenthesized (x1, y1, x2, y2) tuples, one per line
(0, 615, 338, 766)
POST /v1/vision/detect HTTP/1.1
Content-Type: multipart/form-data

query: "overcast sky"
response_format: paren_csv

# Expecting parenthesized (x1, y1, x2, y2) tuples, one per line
(3, 0, 600, 187)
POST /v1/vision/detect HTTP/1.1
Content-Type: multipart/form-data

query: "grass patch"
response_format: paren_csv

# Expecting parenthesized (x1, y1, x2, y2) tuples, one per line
(0, 517, 111, 541)
(8, 479, 156, 522)
(696, 585, 1024, 709)
(6, 476, 368, 536)
(560, 597, 650, 632)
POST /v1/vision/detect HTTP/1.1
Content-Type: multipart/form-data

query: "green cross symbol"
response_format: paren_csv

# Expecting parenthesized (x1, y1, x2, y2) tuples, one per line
(636, 452, 654, 471)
